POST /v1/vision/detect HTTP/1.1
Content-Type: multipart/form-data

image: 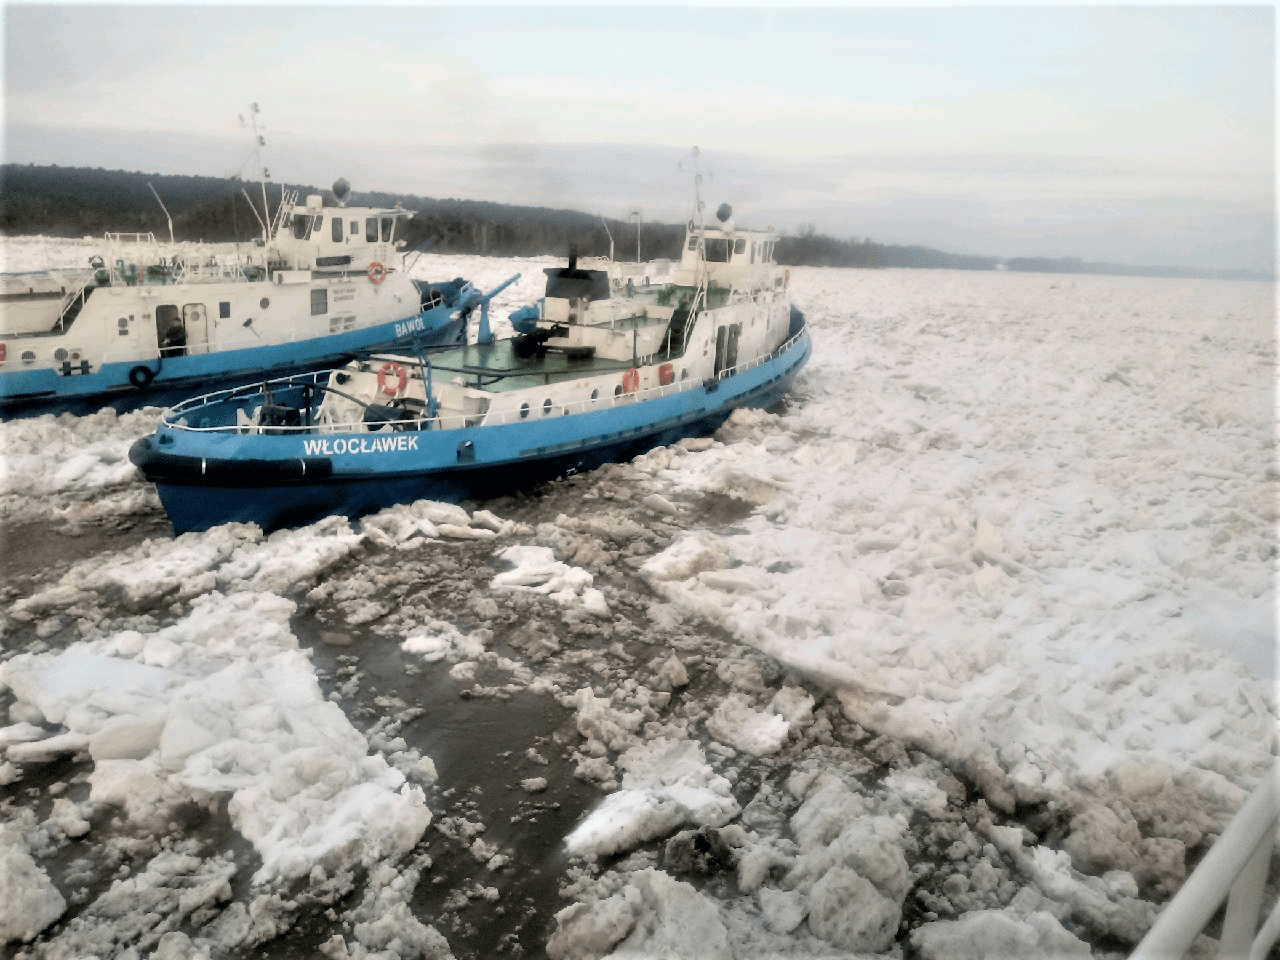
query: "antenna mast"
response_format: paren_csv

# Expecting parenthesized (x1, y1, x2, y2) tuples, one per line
(238, 103, 272, 242)
(147, 182, 174, 244)
(689, 146, 706, 232)
(686, 147, 710, 297)
(598, 216, 614, 262)
(628, 208, 642, 262)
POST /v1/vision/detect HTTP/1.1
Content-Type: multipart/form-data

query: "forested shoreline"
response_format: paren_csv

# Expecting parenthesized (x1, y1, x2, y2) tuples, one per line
(0, 164, 1267, 281)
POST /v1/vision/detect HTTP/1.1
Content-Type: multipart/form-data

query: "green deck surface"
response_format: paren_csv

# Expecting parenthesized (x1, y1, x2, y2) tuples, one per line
(380, 330, 683, 394)
(430, 341, 633, 392)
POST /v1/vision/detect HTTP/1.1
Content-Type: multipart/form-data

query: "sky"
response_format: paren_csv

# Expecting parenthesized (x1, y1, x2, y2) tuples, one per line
(2, 3, 1276, 272)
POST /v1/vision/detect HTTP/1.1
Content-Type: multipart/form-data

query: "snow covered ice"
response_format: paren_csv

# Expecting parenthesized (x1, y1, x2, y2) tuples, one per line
(1, 236, 1275, 959)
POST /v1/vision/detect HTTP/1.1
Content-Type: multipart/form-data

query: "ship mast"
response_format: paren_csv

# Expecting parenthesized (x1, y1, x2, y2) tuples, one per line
(686, 146, 710, 306)
(689, 146, 707, 235)
(238, 103, 272, 242)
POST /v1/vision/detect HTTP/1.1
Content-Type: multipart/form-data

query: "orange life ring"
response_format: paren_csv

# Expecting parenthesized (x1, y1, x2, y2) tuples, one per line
(377, 361, 408, 397)
(368, 262, 387, 284)
(621, 368, 640, 394)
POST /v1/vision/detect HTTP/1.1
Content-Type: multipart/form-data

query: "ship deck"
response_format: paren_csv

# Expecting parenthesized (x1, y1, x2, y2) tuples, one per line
(375, 324, 685, 394)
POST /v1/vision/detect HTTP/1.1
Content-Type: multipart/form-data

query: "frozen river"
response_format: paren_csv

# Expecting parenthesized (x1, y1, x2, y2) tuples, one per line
(1, 240, 1275, 959)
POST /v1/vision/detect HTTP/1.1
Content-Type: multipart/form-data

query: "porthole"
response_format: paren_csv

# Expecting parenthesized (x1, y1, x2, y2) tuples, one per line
(21, 350, 35, 364)
(590, 388, 599, 401)
(614, 385, 623, 397)
(117, 317, 129, 329)
(542, 398, 553, 416)
(260, 297, 270, 310)
(519, 402, 530, 420)
(680, 369, 689, 381)
(54, 348, 68, 362)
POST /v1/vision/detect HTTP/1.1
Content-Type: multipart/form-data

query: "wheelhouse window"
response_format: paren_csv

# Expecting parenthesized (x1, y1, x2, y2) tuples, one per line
(733, 239, 746, 256)
(331, 217, 343, 242)
(292, 214, 316, 240)
(349, 220, 359, 235)
(704, 238, 732, 262)
(219, 301, 231, 319)
(381, 218, 393, 242)
(311, 288, 328, 316)
(366, 218, 378, 242)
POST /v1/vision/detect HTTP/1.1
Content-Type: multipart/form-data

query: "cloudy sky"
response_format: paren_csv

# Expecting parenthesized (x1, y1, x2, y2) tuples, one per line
(3, 4, 1275, 272)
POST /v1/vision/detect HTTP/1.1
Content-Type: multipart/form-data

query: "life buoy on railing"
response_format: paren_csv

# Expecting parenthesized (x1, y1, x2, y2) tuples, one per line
(368, 262, 387, 284)
(129, 365, 155, 389)
(377, 361, 408, 398)
(621, 368, 640, 394)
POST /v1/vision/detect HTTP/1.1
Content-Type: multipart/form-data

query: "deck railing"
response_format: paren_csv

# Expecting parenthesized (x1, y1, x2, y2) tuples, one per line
(1131, 761, 1279, 960)
(164, 324, 812, 435)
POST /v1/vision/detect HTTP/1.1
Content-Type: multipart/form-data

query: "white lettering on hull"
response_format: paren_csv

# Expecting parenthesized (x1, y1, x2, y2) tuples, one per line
(302, 435, 420, 456)
(395, 316, 427, 338)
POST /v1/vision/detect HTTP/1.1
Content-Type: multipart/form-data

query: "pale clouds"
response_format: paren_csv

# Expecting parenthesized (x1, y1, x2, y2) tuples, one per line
(3, 4, 1274, 272)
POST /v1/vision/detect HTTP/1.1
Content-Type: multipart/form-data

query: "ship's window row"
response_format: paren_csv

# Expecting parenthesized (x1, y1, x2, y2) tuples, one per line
(293, 213, 398, 244)
(684, 236, 776, 264)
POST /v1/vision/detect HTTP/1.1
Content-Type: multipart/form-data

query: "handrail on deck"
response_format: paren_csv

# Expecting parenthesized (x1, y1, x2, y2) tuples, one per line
(163, 323, 812, 435)
(1131, 761, 1279, 960)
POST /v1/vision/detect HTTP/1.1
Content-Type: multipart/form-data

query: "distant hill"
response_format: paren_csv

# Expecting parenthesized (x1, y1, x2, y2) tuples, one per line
(0, 164, 1269, 281)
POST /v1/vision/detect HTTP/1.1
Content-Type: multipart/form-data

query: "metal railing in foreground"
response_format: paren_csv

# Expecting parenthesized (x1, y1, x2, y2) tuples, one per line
(1131, 761, 1279, 960)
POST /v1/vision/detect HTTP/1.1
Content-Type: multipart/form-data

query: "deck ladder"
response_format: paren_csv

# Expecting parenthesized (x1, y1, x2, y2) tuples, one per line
(1131, 761, 1279, 960)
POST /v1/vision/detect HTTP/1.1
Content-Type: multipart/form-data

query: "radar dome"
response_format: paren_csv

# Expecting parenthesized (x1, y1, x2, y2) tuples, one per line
(332, 178, 351, 206)
(716, 203, 733, 223)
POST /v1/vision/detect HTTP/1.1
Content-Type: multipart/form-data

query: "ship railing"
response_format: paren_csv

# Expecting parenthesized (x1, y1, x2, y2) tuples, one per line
(104, 231, 160, 246)
(163, 371, 330, 424)
(270, 189, 300, 238)
(163, 322, 811, 435)
(469, 373, 703, 429)
(714, 323, 810, 382)
(93, 249, 270, 286)
(167, 368, 710, 434)
(432, 325, 806, 430)
(1131, 761, 1280, 960)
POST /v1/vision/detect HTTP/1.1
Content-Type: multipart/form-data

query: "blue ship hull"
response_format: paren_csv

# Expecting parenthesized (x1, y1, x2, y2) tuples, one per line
(130, 326, 811, 535)
(1, 306, 466, 419)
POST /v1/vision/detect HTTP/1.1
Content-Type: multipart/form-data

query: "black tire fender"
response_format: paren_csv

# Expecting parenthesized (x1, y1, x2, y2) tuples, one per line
(128, 365, 156, 389)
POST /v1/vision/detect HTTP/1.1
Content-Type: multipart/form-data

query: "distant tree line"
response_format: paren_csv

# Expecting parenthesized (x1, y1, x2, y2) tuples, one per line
(774, 233, 997, 270)
(0, 165, 999, 270)
(0, 164, 1268, 280)
(0, 165, 683, 260)
(0, 166, 259, 241)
